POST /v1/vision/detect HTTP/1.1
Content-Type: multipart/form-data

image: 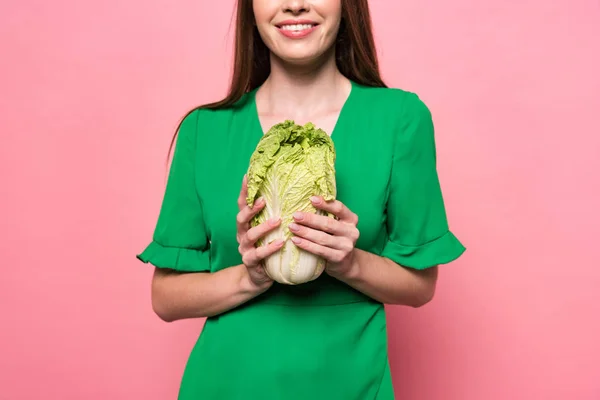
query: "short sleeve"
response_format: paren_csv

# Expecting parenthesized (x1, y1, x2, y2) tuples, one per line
(136, 109, 211, 272)
(381, 93, 466, 270)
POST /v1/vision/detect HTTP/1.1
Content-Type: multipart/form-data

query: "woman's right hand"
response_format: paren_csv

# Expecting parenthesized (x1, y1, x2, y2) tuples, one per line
(236, 175, 284, 291)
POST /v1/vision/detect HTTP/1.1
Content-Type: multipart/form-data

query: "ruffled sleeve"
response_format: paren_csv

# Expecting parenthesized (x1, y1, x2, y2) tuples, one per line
(381, 93, 465, 270)
(136, 109, 211, 272)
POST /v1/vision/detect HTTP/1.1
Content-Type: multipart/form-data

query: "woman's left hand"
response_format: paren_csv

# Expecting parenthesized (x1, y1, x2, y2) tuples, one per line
(289, 196, 360, 278)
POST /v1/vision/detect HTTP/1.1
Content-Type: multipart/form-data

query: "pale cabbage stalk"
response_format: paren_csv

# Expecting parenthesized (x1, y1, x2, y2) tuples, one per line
(246, 120, 337, 285)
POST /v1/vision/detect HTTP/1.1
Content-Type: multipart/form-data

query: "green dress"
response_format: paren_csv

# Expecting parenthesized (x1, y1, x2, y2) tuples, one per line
(137, 80, 466, 399)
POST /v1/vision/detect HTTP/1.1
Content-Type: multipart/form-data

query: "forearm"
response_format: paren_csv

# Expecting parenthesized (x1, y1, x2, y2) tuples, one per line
(151, 264, 270, 321)
(330, 249, 438, 307)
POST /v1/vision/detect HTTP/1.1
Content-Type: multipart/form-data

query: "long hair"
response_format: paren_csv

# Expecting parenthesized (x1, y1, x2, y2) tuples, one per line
(168, 0, 386, 159)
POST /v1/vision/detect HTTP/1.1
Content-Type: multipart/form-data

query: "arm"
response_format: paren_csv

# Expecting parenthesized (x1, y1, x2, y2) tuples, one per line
(150, 177, 285, 322)
(329, 250, 438, 307)
(290, 92, 464, 307)
(151, 265, 271, 322)
(137, 110, 281, 322)
(290, 200, 438, 308)
(341, 94, 462, 306)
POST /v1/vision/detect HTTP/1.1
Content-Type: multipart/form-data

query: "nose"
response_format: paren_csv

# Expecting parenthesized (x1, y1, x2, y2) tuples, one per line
(282, 0, 310, 14)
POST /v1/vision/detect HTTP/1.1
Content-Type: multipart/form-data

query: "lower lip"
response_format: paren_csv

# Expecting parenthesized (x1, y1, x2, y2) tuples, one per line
(277, 25, 318, 39)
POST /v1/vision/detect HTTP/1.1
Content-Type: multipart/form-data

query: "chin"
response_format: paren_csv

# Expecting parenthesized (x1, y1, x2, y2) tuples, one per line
(279, 53, 319, 65)
(274, 47, 331, 67)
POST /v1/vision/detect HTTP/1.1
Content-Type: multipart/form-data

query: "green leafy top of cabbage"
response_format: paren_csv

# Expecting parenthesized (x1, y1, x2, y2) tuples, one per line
(246, 120, 337, 239)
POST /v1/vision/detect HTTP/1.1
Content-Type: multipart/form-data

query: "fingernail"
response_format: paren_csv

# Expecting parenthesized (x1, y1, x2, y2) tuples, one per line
(269, 217, 280, 225)
(274, 239, 284, 246)
(291, 236, 301, 244)
(310, 196, 320, 204)
(257, 197, 265, 204)
(289, 222, 299, 231)
(293, 212, 303, 220)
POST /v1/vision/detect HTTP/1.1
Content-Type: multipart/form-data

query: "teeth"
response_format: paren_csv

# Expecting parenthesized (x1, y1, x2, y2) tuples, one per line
(281, 24, 314, 31)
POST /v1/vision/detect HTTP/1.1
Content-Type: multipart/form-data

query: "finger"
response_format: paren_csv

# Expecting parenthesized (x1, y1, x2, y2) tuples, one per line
(243, 238, 284, 266)
(245, 217, 281, 245)
(236, 199, 266, 231)
(290, 236, 344, 263)
(288, 222, 341, 249)
(292, 211, 345, 236)
(310, 196, 358, 224)
(237, 174, 250, 210)
(237, 174, 246, 210)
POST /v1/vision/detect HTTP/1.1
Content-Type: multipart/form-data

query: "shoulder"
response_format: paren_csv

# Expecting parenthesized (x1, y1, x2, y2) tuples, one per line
(357, 85, 437, 158)
(175, 94, 244, 136)
(177, 104, 219, 131)
(356, 84, 432, 123)
(181, 91, 255, 127)
(356, 85, 435, 143)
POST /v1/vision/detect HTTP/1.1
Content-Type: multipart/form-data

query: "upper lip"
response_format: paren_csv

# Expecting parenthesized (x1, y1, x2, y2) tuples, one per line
(275, 19, 318, 27)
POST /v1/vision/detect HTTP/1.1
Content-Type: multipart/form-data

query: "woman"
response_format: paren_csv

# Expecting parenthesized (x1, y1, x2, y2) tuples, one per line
(137, 0, 466, 398)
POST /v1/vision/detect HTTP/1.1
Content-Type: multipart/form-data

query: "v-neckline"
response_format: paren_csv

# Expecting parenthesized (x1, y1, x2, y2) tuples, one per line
(248, 79, 357, 141)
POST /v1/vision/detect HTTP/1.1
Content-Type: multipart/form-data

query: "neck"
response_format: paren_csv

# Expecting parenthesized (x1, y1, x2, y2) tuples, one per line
(257, 50, 351, 119)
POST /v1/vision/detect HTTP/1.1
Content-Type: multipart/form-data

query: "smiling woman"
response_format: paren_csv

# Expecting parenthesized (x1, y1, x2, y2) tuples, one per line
(136, 0, 466, 399)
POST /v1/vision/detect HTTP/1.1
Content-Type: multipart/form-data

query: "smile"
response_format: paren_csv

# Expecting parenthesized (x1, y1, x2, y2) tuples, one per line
(276, 20, 319, 39)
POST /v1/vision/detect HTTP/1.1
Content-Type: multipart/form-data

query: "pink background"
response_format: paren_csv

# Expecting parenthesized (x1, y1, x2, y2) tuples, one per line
(2, 1, 599, 399)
